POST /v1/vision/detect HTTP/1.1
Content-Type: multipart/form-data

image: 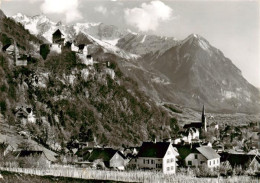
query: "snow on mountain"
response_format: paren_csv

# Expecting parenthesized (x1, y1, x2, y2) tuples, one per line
(116, 33, 179, 57)
(12, 13, 137, 60)
(79, 33, 139, 60)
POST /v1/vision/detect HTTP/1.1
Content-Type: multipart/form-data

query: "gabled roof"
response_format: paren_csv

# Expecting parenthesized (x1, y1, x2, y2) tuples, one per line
(137, 142, 172, 158)
(196, 146, 220, 160)
(222, 153, 256, 169)
(18, 150, 44, 158)
(254, 156, 260, 164)
(173, 144, 199, 160)
(87, 148, 125, 162)
(52, 29, 64, 36)
(18, 150, 56, 162)
(183, 122, 202, 129)
(2, 44, 11, 51)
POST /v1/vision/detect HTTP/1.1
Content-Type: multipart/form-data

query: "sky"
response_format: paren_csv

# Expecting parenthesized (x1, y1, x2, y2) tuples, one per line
(0, 0, 259, 88)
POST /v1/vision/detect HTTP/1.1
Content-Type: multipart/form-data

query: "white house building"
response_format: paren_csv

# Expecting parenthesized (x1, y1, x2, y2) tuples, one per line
(130, 142, 179, 174)
(183, 146, 220, 168)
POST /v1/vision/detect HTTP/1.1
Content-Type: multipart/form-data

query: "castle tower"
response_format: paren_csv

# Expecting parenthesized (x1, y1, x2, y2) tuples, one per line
(201, 105, 207, 132)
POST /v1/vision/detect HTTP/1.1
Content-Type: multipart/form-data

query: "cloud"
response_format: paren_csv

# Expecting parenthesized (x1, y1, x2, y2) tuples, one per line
(41, 0, 82, 23)
(124, 1, 173, 32)
(94, 5, 107, 15)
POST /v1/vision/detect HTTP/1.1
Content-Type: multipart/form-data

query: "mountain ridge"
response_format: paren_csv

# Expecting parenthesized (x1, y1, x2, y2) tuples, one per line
(11, 12, 260, 113)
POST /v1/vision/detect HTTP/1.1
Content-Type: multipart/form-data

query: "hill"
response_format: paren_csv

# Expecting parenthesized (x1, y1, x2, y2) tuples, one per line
(0, 10, 177, 149)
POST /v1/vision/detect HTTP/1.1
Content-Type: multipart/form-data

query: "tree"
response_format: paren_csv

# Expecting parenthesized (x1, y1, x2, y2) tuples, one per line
(170, 118, 179, 137)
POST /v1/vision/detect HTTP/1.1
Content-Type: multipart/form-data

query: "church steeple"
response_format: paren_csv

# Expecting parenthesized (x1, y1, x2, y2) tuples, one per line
(201, 105, 207, 132)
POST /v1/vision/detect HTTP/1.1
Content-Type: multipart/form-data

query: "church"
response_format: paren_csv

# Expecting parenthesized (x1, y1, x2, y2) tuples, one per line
(183, 105, 207, 136)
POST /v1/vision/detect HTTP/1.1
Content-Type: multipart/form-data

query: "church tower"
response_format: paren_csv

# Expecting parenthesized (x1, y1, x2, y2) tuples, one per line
(201, 105, 207, 132)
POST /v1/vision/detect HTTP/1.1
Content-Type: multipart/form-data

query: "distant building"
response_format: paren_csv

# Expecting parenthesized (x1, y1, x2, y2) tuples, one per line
(17, 150, 53, 168)
(16, 54, 28, 66)
(209, 121, 219, 130)
(78, 44, 88, 55)
(63, 41, 72, 51)
(15, 106, 36, 125)
(85, 148, 126, 169)
(220, 152, 260, 171)
(2, 41, 20, 64)
(179, 127, 200, 144)
(0, 143, 15, 156)
(52, 29, 65, 45)
(71, 43, 78, 52)
(183, 105, 207, 137)
(130, 142, 179, 174)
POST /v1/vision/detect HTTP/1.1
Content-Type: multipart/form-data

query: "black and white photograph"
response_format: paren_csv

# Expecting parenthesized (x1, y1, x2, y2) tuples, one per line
(0, 0, 259, 182)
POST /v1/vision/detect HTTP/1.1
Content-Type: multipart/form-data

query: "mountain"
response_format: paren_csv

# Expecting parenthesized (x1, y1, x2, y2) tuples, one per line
(116, 33, 178, 56)
(117, 34, 260, 113)
(12, 13, 260, 113)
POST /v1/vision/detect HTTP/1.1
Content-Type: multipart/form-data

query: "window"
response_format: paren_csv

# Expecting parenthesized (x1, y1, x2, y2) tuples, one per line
(201, 161, 204, 164)
(195, 154, 198, 159)
(209, 161, 211, 165)
(143, 159, 145, 164)
(213, 160, 215, 165)
(171, 166, 174, 170)
(151, 160, 154, 164)
(156, 164, 162, 168)
(188, 161, 192, 166)
(147, 160, 149, 164)
(167, 167, 170, 171)
(171, 158, 174, 162)
(167, 151, 171, 155)
(167, 159, 170, 163)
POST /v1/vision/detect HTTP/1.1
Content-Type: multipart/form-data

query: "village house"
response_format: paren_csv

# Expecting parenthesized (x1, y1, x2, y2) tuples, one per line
(220, 152, 260, 172)
(2, 43, 19, 56)
(176, 144, 220, 168)
(123, 147, 139, 159)
(16, 54, 28, 66)
(84, 148, 127, 170)
(15, 105, 36, 125)
(78, 44, 88, 55)
(17, 150, 54, 168)
(71, 42, 78, 52)
(63, 41, 72, 51)
(0, 143, 15, 157)
(209, 121, 219, 130)
(176, 127, 200, 144)
(130, 142, 179, 174)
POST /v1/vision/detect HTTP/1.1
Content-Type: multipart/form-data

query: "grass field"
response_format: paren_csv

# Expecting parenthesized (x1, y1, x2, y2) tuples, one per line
(0, 167, 259, 183)
(0, 170, 132, 183)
